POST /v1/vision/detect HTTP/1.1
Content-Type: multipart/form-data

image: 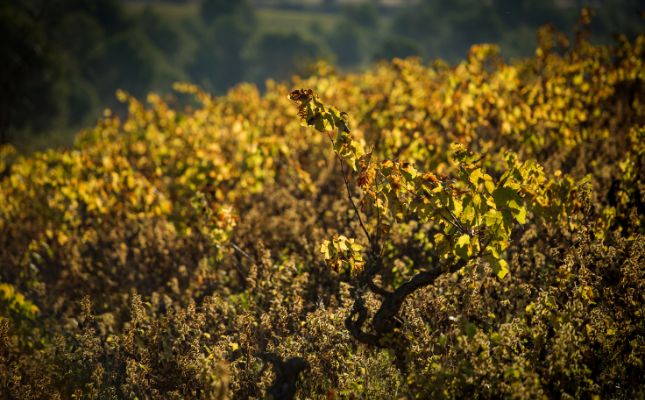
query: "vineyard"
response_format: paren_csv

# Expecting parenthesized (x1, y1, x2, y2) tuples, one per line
(1, 18, 644, 399)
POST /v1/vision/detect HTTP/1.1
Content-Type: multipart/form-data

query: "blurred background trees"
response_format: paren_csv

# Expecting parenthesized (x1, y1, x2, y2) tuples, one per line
(1, 0, 642, 148)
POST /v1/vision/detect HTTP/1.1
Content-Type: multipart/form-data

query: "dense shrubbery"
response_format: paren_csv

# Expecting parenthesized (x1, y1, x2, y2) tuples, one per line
(1, 19, 644, 399)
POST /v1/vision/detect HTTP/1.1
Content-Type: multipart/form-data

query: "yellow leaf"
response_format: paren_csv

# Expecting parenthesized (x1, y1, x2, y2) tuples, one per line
(496, 259, 510, 280)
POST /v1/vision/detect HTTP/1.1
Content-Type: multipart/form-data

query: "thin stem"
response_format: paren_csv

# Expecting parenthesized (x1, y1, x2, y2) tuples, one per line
(373, 169, 384, 256)
(230, 242, 253, 260)
(327, 132, 373, 245)
(444, 207, 469, 236)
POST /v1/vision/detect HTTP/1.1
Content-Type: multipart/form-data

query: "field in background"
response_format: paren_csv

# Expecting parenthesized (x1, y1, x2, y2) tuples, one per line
(123, 2, 361, 36)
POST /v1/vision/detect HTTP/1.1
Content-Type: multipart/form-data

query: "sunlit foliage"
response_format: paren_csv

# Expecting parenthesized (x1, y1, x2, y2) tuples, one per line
(1, 18, 644, 399)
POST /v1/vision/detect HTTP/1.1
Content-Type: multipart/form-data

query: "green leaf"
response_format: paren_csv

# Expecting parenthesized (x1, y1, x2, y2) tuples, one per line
(482, 174, 495, 193)
(486, 244, 500, 259)
(493, 187, 520, 207)
(469, 168, 483, 185)
(462, 203, 476, 224)
(496, 259, 510, 279)
(314, 115, 326, 131)
(400, 163, 417, 181)
(507, 198, 521, 212)
(451, 197, 463, 218)
(483, 209, 501, 227)
(513, 205, 527, 224)
(454, 234, 471, 259)
(351, 242, 363, 252)
(456, 234, 470, 247)
(464, 322, 478, 338)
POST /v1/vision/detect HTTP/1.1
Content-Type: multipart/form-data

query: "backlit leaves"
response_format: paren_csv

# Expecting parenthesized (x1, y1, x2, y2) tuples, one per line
(320, 235, 365, 274)
(289, 89, 363, 170)
(294, 91, 579, 280)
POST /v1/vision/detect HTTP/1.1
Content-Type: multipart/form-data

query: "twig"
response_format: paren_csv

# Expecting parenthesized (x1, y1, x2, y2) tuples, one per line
(327, 132, 373, 245)
(230, 242, 253, 260)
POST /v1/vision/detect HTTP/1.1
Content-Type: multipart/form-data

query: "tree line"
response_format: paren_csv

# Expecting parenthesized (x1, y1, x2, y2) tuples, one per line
(1, 0, 642, 147)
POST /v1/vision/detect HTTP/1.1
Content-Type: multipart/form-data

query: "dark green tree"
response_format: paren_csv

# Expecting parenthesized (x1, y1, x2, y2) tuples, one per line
(372, 35, 420, 61)
(200, 0, 255, 26)
(189, 15, 254, 93)
(343, 3, 379, 29)
(327, 19, 364, 67)
(0, 2, 65, 143)
(248, 32, 332, 84)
